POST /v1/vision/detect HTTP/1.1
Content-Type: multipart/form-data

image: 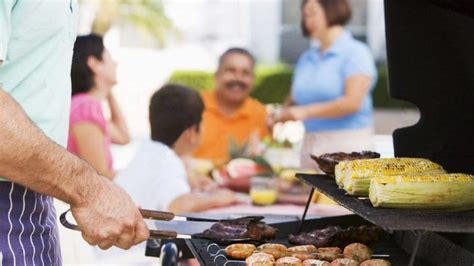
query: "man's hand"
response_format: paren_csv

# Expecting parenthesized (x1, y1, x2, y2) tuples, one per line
(71, 177, 149, 250)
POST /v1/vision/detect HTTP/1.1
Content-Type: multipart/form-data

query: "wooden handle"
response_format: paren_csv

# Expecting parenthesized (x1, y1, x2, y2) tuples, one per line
(149, 230, 178, 239)
(140, 209, 175, 221)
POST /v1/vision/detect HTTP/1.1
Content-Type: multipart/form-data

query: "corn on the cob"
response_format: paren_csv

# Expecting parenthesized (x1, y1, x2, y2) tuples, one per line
(335, 158, 445, 196)
(369, 174, 474, 210)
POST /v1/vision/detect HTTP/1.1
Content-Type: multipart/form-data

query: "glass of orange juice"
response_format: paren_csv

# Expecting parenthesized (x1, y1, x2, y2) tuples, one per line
(250, 176, 278, 206)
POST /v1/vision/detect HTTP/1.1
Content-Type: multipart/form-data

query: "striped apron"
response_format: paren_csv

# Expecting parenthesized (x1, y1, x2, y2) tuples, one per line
(0, 182, 61, 266)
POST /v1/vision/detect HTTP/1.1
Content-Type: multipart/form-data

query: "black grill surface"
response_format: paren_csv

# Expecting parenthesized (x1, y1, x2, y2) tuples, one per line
(185, 215, 414, 266)
(297, 174, 474, 233)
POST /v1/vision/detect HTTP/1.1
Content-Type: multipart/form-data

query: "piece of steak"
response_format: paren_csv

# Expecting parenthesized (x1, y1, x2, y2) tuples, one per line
(311, 151, 381, 176)
(200, 216, 278, 242)
(288, 225, 386, 248)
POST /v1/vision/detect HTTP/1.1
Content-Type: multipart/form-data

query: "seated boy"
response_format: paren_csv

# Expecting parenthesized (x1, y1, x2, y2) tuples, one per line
(116, 84, 238, 213)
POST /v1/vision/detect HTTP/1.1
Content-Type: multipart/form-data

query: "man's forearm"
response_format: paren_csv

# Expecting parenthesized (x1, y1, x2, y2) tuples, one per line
(0, 88, 101, 206)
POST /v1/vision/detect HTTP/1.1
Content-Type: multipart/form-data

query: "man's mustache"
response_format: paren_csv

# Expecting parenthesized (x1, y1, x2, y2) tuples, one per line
(225, 80, 247, 90)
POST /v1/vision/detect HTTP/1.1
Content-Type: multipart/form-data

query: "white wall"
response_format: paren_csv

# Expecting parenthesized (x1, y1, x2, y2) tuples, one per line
(367, 0, 386, 60)
(249, 0, 282, 64)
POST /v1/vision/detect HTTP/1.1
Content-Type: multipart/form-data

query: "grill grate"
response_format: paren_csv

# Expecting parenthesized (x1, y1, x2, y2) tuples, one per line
(297, 173, 474, 233)
(185, 215, 414, 266)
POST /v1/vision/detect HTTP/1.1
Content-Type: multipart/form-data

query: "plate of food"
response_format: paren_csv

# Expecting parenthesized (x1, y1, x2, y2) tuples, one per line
(212, 157, 273, 192)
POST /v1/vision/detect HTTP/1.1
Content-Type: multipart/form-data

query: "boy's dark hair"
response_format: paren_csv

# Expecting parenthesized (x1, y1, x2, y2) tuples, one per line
(218, 47, 256, 69)
(149, 84, 204, 147)
(301, 0, 352, 37)
(71, 34, 105, 95)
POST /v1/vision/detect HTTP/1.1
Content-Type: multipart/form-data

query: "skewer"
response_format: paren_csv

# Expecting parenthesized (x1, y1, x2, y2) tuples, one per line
(213, 254, 245, 266)
(298, 187, 315, 233)
(207, 243, 226, 256)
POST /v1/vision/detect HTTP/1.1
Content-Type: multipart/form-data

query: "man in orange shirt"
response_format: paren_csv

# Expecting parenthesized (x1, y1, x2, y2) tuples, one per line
(194, 48, 268, 161)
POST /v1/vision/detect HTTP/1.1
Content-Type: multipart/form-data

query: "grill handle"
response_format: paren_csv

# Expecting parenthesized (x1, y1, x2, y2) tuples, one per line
(149, 230, 178, 239)
(140, 209, 175, 221)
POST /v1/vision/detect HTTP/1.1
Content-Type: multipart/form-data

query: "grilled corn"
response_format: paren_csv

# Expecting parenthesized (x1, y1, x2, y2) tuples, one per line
(369, 174, 474, 210)
(335, 158, 445, 196)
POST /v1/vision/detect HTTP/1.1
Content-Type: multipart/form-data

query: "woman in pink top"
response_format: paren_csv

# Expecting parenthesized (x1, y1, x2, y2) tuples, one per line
(68, 34, 130, 179)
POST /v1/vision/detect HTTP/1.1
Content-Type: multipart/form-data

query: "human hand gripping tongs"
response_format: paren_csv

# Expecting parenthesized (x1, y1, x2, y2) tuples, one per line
(60, 209, 254, 242)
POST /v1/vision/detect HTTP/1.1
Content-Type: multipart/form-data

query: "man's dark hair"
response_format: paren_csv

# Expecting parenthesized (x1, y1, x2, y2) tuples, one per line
(301, 0, 352, 38)
(71, 34, 105, 95)
(149, 84, 204, 147)
(218, 47, 256, 69)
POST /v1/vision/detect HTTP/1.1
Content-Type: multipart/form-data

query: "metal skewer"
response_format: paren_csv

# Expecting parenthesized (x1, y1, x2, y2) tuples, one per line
(213, 254, 245, 266)
(298, 187, 315, 233)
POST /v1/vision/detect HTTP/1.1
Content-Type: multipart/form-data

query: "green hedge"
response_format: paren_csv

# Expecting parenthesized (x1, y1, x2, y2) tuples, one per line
(168, 66, 414, 108)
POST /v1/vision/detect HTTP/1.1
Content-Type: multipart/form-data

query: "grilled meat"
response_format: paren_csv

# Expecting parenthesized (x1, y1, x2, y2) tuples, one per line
(311, 151, 380, 176)
(330, 258, 359, 266)
(303, 259, 331, 266)
(360, 259, 392, 266)
(343, 243, 372, 262)
(276, 256, 303, 266)
(201, 216, 277, 242)
(256, 243, 289, 259)
(246, 253, 275, 266)
(288, 226, 386, 248)
(225, 244, 257, 259)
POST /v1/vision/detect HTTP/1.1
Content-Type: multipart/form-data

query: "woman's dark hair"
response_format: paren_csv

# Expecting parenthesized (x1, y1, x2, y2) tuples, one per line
(149, 84, 204, 147)
(301, 0, 352, 37)
(71, 34, 105, 95)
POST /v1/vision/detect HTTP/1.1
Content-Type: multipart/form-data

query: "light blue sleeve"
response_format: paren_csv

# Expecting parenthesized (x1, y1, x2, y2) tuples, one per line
(0, 0, 15, 61)
(342, 44, 377, 81)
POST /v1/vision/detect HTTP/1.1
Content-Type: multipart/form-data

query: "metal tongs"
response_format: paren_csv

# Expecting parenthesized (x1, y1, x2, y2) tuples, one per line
(60, 209, 253, 241)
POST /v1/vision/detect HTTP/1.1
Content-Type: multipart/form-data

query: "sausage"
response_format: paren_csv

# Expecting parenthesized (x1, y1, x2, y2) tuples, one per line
(315, 247, 342, 261)
(246, 253, 275, 266)
(343, 243, 372, 262)
(303, 259, 331, 266)
(256, 243, 289, 259)
(276, 256, 303, 266)
(330, 258, 359, 266)
(225, 243, 257, 260)
(289, 245, 318, 260)
(360, 259, 391, 266)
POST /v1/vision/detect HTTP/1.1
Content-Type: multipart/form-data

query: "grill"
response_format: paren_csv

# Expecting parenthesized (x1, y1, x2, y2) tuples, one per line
(151, 0, 474, 265)
(296, 174, 474, 233)
(185, 215, 413, 266)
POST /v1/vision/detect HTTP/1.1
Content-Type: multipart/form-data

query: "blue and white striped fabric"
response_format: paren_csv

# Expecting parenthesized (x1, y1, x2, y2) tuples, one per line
(0, 182, 61, 266)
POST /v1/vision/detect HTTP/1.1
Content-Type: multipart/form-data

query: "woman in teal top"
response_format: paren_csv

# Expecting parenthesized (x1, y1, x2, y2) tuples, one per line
(275, 0, 377, 168)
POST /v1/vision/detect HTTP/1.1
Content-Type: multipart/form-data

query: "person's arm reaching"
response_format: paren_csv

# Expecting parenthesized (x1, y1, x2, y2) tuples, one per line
(0, 88, 149, 249)
(107, 93, 130, 145)
(276, 75, 372, 122)
(71, 122, 116, 179)
(168, 189, 239, 214)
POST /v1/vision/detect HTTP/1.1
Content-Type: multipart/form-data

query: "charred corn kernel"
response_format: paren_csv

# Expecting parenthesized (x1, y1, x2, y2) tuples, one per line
(369, 174, 474, 210)
(335, 158, 445, 196)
